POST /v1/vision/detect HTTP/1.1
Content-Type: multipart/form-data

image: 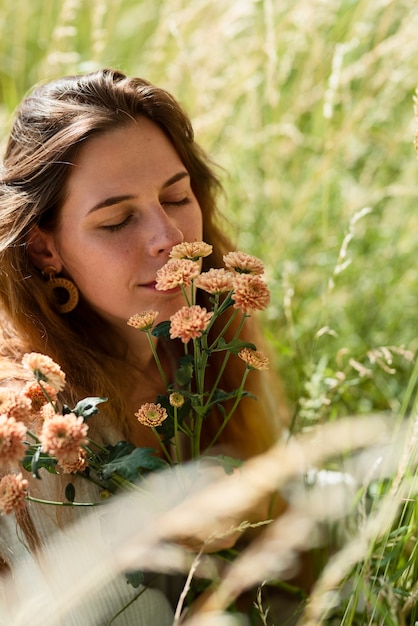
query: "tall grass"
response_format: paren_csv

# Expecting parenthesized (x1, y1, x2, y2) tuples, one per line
(0, 0, 417, 624)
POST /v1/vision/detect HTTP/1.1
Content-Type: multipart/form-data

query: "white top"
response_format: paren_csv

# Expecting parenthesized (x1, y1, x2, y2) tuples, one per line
(0, 442, 175, 625)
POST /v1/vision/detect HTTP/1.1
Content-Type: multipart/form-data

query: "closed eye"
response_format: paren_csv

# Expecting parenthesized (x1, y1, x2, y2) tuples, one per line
(101, 215, 133, 232)
(162, 197, 191, 208)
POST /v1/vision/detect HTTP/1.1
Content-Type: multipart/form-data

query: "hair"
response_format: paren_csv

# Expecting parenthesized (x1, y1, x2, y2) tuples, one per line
(0, 68, 288, 464)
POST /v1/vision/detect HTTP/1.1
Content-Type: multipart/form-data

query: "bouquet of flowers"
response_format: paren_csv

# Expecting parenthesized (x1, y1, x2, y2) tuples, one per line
(0, 242, 271, 514)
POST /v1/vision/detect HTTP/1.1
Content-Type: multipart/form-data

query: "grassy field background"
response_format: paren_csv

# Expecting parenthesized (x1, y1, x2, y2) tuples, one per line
(0, 1, 417, 624)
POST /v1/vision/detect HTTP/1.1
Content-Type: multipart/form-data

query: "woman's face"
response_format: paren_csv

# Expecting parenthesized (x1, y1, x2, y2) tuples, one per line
(48, 117, 203, 329)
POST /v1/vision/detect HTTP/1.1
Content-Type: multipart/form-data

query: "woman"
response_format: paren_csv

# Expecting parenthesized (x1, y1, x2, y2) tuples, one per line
(0, 69, 288, 623)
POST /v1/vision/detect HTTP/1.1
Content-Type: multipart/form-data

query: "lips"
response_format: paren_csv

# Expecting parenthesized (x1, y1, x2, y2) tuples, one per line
(140, 281, 181, 294)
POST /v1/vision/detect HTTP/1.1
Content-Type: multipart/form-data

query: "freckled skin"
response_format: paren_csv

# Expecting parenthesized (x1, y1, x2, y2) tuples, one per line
(41, 117, 203, 336)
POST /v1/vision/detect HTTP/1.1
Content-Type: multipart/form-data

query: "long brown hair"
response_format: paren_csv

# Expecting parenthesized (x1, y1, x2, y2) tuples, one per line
(0, 68, 287, 460)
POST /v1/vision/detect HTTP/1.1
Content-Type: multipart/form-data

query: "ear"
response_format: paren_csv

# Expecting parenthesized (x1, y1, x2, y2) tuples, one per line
(26, 226, 64, 273)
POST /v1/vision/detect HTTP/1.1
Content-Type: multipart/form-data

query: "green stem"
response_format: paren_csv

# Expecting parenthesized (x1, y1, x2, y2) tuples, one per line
(192, 415, 203, 458)
(204, 312, 248, 408)
(38, 380, 58, 412)
(151, 427, 172, 463)
(173, 407, 181, 464)
(145, 331, 168, 388)
(208, 309, 244, 351)
(203, 368, 250, 454)
(106, 577, 161, 625)
(26, 495, 101, 507)
(181, 284, 191, 307)
(85, 438, 109, 454)
(26, 430, 40, 443)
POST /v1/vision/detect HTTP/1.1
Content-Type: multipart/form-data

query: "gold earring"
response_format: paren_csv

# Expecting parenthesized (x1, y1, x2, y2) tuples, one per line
(43, 266, 79, 314)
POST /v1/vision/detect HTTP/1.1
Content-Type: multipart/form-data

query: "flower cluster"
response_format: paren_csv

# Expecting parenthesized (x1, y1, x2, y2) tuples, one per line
(130, 241, 271, 460)
(0, 353, 94, 515)
(0, 242, 272, 516)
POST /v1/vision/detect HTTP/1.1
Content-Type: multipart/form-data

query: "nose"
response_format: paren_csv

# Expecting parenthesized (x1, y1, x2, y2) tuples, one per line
(146, 204, 184, 257)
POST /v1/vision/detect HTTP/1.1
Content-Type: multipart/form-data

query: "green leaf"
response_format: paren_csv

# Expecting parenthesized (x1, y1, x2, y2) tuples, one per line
(192, 404, 210, 418)
(212, 338, 257, 354)
(106, 440, 136, 461)
(71, 397, 108, 419)
(176, 354, 194, 386)
(101, 446, 168, 482)
(23, 446, 57, 478)
(206, 388, 256, 410)
(205, 455, 244, 475)
(125, 570, 144, 588)
(65, 482, 76, 503)
(151, 320, 171, 339)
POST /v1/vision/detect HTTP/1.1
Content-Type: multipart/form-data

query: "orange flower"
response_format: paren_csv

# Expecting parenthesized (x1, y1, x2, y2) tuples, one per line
(169, 241, 213, 260)
(127, 311, 159, 331)
(22, 352, 66, 392)
(0, 389, 32, 423)
(231, 274, 270, 314)
(40, 403, 57, 421)
(223, 251, 265, 275)
(0, 414, 27, 469)
(238, 348, 270, 370)
(0, 473, 28, 515)
(195, 268, 235, 295)
(169, 305, 213, 343)
(39, 413, 88, 459)
(135, 403, 168, 427)
(155, 258, 200, 291)
(57, 448, 88, 474)
(23, 381, 58, 413)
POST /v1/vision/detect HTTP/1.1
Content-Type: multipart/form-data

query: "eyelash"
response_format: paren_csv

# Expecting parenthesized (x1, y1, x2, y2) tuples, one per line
(163, 197, 191, 208)
(102, 215, 133, 232)
(101, 198, 191, 232)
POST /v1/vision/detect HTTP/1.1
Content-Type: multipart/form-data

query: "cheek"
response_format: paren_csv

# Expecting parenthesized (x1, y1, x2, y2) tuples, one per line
(182, 206, 203, 239)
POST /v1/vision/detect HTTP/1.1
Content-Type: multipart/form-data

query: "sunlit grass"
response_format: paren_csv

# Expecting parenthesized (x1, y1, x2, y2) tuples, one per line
(0, 0, 417, 623)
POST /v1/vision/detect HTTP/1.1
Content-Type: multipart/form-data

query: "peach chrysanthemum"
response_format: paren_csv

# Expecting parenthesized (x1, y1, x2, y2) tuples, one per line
(231, 274, 270, 314)
(169, 305, 213, 343)
(57, 448, 88, 474)
(40, 403, 57, 421)
(155, 258, 200, 291)
(0, 389, 32, 423)
(0, 414, 27, 469)
(0, 473, 28, 515)
(195, 268, 235, 295)
(22, 352, 66, 392)
(169, 392, 185, 408)
(127, 311, 159, 331)
(135, 403, 168, 427)
(23, 381, 58, 413)
(223, 251, 265, 275)
(39, 413, 88, 459)
(169, 241, 213, 260)
(238, 348, 270, 371)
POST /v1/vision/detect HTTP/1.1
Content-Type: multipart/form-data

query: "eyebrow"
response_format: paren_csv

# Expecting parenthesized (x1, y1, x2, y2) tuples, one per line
(87, 171, 190, 214)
